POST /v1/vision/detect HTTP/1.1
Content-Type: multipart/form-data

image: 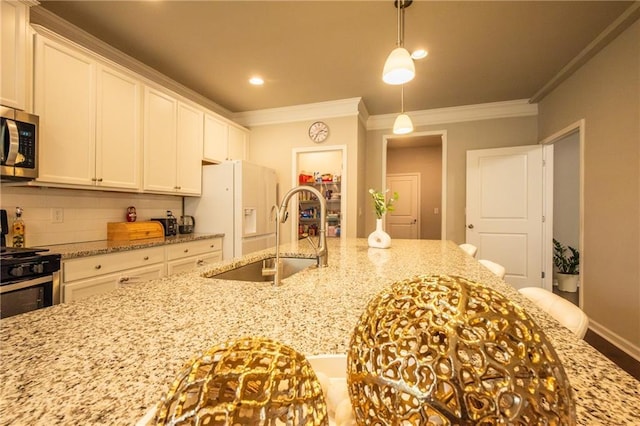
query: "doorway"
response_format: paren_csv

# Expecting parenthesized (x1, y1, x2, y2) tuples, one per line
(540, 120, 584, 308)
(382, 131, 446, 239)
(291, 145, 347, 244)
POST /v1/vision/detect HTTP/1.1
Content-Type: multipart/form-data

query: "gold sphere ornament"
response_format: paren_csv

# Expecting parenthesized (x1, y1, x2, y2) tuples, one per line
(155, 336, 328, 425)
(347, 275, 576, 425)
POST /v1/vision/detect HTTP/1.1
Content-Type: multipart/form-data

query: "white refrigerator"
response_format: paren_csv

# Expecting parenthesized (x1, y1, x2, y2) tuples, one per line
(185, 160, 278, 260)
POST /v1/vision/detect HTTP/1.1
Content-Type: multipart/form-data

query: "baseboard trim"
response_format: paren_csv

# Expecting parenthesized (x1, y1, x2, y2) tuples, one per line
(587, 320, 640, 363)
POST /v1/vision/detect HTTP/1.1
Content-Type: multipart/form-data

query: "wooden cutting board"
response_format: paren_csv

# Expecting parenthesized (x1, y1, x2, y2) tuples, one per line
(107, 221, 164, 241)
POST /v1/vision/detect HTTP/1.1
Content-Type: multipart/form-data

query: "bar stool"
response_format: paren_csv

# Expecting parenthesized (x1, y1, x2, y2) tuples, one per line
(478, 259, 506, 279)
(518, 287, 589, 339)
(459, 243, 478, 258)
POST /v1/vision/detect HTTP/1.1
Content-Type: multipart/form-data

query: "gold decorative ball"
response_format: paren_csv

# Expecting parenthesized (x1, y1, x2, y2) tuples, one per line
(155, 337, 328, 425)
(347, 275, 576, 425)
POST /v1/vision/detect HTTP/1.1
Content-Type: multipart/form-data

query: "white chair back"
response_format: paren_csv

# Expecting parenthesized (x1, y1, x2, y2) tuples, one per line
(478, 259, 506, 279)
(459, 243, 478, 258)
(518, 287, 589, 339)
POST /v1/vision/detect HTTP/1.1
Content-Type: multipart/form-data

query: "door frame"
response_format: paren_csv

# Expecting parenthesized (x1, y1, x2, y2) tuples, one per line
(291, 144, 347, 243)
(539, 119, 584, 307)
(382, 130, 447, 239)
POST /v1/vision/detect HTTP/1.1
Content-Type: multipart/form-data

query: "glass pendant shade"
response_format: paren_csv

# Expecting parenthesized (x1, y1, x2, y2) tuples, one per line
(382, 47, 415, 85)
(393, 113, 413, 135)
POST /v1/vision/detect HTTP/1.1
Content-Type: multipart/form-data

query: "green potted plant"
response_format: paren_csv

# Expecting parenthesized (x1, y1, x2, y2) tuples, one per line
(553, 238, 579, 292)
(367, 189, 399, 248)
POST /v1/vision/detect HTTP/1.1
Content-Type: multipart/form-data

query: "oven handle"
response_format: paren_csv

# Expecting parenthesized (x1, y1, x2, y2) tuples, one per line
(0, 275, 52, 293)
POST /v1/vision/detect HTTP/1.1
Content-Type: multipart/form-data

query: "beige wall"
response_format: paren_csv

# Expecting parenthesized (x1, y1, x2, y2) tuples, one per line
(365, 116, 539, 242)
(247, 115, 361, 243)
(538, 20, 640, 350)
(387, 145, 442, 239)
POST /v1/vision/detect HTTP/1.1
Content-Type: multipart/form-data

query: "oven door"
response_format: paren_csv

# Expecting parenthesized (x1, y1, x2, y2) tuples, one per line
(0, 274, 54, 319)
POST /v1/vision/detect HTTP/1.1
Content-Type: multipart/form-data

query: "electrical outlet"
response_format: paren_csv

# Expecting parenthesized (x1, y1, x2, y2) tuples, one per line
(51, 208, 64, 223)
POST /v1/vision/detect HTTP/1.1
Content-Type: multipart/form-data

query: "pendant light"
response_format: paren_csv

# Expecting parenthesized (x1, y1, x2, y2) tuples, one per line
(393, 85, 413, 135)
(382, 0, 415, 85)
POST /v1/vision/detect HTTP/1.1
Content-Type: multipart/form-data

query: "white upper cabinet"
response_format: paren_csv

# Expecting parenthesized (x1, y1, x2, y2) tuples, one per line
(203, 113, 248, 163)
(34, 34, 96, 186)
(203, 113, 228, 162)
(143, 87, 203, 195)
(143, 87, 177, 192)
(34, 33, 142, 189)
(95, 65, 142, 189)
(176, 102, 203, 195)
(1, 0, 30, 110)
(228, 125, 247, 161)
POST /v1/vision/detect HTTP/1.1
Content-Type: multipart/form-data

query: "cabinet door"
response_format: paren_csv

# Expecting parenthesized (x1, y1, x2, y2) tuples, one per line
(176, 102, 203, 195)
(34, 35, 96, 185)
(227, 125, 247, 161)
(1, 1, 28, 109)
(143, 86, 177, 192)
(203, 114, 228, 162)
(95, 65, 141, 190)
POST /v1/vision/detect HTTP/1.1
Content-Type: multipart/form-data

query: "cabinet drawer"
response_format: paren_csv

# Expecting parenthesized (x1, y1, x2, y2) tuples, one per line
(167, 252, 222, 276)
(63, 246, 165, 282)
(166, 238, 222, 261)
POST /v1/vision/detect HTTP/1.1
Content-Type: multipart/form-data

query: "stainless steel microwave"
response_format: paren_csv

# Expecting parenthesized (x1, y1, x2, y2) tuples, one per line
(1, 106, 38, 181)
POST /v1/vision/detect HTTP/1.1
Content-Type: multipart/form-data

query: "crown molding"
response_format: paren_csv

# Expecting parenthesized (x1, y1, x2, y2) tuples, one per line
(367, 99, 538, 130)
(530, 2, 640, 103)
(29, 6, 233, 119)
(233, 97, 366, 127)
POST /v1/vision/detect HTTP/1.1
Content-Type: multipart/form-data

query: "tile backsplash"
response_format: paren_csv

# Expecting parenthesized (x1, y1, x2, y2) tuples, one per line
(1, 186, 183, 247)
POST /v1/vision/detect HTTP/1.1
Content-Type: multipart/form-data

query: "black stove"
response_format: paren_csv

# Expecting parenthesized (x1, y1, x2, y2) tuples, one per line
(0, 209, 61, 318)
(1, 246, 61, 282)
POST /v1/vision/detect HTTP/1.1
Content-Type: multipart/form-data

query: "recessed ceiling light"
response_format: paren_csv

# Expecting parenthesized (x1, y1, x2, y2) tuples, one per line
(249, 76, 264, 86)
(411, 49, 428, 60)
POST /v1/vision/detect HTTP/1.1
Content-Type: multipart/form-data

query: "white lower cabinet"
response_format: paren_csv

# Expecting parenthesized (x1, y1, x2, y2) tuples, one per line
(166, 238, 223, 275)
(61, 239, 223, 303)
(63, 263, 165, 303)
(62, 246, 165, 303)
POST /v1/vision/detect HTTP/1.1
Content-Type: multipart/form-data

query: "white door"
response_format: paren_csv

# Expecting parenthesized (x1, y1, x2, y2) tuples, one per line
(466, 145, 543, 289)
(386, 173, 420, 239)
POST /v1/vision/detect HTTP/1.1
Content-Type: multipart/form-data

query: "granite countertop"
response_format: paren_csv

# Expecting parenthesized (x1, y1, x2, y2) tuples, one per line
(1, 239, 638, 425)
(39, 232, 224, 259)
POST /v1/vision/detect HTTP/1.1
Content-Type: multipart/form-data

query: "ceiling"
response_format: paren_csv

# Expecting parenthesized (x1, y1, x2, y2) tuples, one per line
(36, 1, 635, 116)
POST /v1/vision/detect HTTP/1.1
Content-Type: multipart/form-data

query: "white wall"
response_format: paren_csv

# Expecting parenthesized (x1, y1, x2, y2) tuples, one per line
(0, 186, 181, 246)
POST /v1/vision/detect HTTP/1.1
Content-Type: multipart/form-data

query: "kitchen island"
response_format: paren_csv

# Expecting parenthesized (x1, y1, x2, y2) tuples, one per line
(1, 239, 638, 425)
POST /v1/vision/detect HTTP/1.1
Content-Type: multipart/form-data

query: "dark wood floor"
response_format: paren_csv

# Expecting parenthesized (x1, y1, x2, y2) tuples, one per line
(553, 286, 640, 381)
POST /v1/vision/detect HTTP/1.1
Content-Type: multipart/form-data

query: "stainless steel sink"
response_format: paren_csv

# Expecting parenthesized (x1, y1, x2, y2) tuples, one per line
(210, 257, 317, 282)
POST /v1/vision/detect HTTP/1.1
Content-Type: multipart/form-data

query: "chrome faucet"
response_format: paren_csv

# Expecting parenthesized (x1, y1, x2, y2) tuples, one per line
(262, 205, 283, 285)
(279, 185, 328, 268)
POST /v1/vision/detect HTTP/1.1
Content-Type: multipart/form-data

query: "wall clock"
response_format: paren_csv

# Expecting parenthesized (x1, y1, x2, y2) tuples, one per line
(308, 121, 329, 143)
